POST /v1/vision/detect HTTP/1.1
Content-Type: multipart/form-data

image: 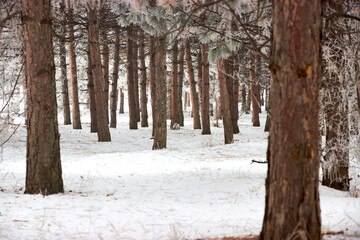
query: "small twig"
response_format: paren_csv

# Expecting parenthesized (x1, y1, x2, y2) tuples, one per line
(251, 159, 267, 164)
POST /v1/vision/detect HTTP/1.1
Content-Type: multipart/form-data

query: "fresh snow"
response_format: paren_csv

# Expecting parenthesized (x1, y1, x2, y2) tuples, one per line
(0, 111, 359, 240)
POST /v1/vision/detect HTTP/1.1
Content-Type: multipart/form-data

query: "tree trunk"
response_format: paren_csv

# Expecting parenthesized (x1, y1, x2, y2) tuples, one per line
(138, 30, 148, 128)
(110, 27, 120, 128)
(153, 36, 167, 150)
(246, 86, 251, 113)
(100, 28, 110, 124)
(184, 40, 201, 129)
(218, 58, 233, 144)
(126, 27, 138, 129)
(241, 85, 247, 113)
(250, 52, 260, 127)
(59, 38, 71, 125)
(197, 49, 203, 114)
(233, 56, 240, 122)
(201, 44, 211, 135)
(66, 0, 81, 129)
(119, 88, 124, 114)
(133, 30, 140, 123)
(22, 0, 63, 194)
(260, 0, 321, 239)
(177, 42, 185, 126)
(86, 41, 98, 133)
(225, 58, 239, 134)
(149, 36, 156, 136)
(87, 3, 111, 141)
(170, 40, 179, 128)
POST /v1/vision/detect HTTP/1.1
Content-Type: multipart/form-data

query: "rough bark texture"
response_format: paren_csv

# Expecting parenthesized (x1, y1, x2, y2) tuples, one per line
(218, 59, 233, 144)
(250, 52, 260, 127)
(184, 40, 201, 129)
(87, 3, 111, 141)
(139, 30, 148, 127)
(86, 41, 98, 133)
(23, 0, 63, 194)
(260, 1, 322, 239)
(126, 27, 138, 129)
(59, 37, 71, 125)
(233, 57, 240, 122)
(197, 49, 203, 113)
(201, 44, 211, 135)
(241, 85, 248, 113)
(119, 88, 124, 114)
(225, 58, 239, 134)
(152, 37, 167, 150)
(170, 41, 179, 128)
(149, 36, 156, 136)
(100, 28, 110, 124)
(66, 0, 81, 129)
(110, 27, 120, 128)
(177, 42, 185, 126)
(246, 87, 251, 113)
(133, 30, 140, 123)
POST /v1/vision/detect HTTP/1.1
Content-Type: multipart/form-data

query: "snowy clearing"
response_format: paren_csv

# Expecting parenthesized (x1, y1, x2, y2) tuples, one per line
(0, 112, 359, 240)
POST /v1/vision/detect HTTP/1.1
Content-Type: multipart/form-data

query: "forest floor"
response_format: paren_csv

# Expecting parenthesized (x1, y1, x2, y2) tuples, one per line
(0, 110, 359, 240)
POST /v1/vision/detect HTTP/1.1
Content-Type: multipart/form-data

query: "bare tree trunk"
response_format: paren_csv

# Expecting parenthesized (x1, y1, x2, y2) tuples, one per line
(59, 38, 71, 125)
(149, 36, 156, 136)
(23, 0, 63, 194)
(218, 58, 233, 144)
(177, 42, 185, 126)
(250, 52, 260, 127)
(100, 29, 110, 124)
(241, 85, 247, 113)
(201, 44, 211, 135)
(66, 0, 81, 129)
(225, 58, 239, 134)
(87, 3, 111, 141)
(197, 49, 203, 114)
(153, 37, 167, 149)
(260, 0, 321, 239)
(133, 30, 140, 123)
(86, 41, 98, 133)
(119, 88, 124, 114)
(170, 40, 179, 128)
(110, 27, 120, 128)
(184, 40, 201, 129)
(139, 30, 148, 127)
(233, 56, 239, 123)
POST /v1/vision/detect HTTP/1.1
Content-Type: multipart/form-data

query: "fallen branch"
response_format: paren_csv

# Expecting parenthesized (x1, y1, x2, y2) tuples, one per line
(251, 159, 267, 164)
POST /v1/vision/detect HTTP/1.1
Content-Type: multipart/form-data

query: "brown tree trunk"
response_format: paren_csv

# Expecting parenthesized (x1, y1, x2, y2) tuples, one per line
(233, 56, 240, 122)
(170, 40, 179, 128)
(153, 37, 167, 150)
(119, 88, 124, 114)
(250, 52, 260, 127)
(87, 3, 111, 141)
(184, 40, 201, 129)
(139, 30, 148, 127)
(100, 29, 110, 124)
(86, 41, 98, 133)
(126, 27, 138, 129)
(241, 85, 247, 113)
(201, 44, 211, 135)
(110, 27, 120, 128)
(23, 0, 63, 194)
(133, 29, 140, 123)
(246, 87, 251, 114)
(66, 0, 81, 129)
(177, 42, 185, 126)
(260, 0, 321, 239)
(59, 37, 71, 125)
(225, 58, 239, 134)
(197, 49, 203, 113)
(149, 36, 156, 136)
(218, 58, 233, 144)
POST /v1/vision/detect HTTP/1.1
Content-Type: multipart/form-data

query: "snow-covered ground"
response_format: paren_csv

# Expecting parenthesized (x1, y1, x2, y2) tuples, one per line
(0, 111, 359, 240)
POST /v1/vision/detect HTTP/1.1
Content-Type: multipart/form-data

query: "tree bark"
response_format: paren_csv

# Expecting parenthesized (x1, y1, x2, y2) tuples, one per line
(119, 88, 124, 114)
(149, 36, 156, 136)
(184, 40, 201, 129)
(66, 0, 81, 129)
(86, 41, 98, 133)
(201, 44, 211, 135)
(153, 37, 167, 150)
(133, 29, 140, 123)
(100, 28, 110, 124)
(23, 0, 63, 194)
(138, 30, 148, 128)
(110, 27, 120, 128)
(225, 58, 239, 134)
(218, 58, 233, 144)
(197, 49, 203, 114)
(177, 42, 185, 126)
(170, 40, 179, 128)
(241, 85, 247, 113)
(260, 0, 322, 239)
(250, 52, 260, 127)
(87, 3, 111, 141)
(59, 37, 71, 125)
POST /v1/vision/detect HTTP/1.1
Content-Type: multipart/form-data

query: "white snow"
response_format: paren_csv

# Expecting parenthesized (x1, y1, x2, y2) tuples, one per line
(0, 111, 359, 240)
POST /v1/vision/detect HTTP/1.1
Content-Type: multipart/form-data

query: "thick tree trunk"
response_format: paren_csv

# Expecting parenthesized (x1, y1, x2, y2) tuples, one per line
(197, 49, 203, 113)
(149, 36, 156, 136)
(241, 85, 247, 113)
(23, 0, 63, 194)
(153, 37, 167, 150)
(86, 42, 98, 133)
(246, 86, 251, 114)
(139, 30, 148, 128)
(233, 57, 240, 122)
(177, 42, 185, 126)
(170, 40, 179, 128)
(59, 38, 71, 125)
(66, 0, 81, 129)
(250, 52, 260, 127)
(119, 88, 124, 114)
(260, 1, 322, 239)
(126, 27, 138, 129)
(225, 58, 239, 134)
(132, 30, 140, 123)
(110, 27, 120, 128)
(218, 59, 233, 144)
(201, 44, 211, 135)
(100, 29, 110, 124)
(184, 40, 201, 129)
(87, 3, 111, 141)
